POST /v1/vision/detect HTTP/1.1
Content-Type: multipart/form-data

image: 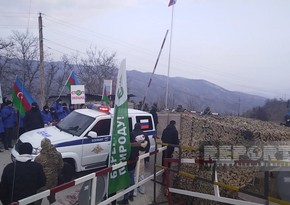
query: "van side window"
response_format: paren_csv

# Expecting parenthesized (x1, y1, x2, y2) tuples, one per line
(128, 118, 132, 132)
(91, 119, 111, 136)
(136, 116, 153, 131)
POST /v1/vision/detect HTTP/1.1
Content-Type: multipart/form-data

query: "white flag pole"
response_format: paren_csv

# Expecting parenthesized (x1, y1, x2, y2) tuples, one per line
(165, 3, 175, 110)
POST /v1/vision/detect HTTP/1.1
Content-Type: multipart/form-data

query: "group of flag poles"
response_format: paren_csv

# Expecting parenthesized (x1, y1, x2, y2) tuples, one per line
(1, 59, 128, 195)
(5, 70, 111, 118)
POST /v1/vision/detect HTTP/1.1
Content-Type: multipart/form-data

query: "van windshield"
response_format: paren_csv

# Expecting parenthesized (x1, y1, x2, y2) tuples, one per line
(56, 111, 95, 136)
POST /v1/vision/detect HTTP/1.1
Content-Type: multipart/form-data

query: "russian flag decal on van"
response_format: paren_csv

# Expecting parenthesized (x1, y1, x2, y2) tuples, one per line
(140, 119, 149, 129)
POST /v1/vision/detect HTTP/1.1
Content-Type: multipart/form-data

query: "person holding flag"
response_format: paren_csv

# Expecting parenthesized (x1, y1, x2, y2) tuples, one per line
(117, 123, 148, 204)
(1, 100, 16, 150)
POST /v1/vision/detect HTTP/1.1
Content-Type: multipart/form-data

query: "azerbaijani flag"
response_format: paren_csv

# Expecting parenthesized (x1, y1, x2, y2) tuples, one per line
(102, 85, 110, 106)
(65, 71, 79, 89)
(12, 77, 35, 116)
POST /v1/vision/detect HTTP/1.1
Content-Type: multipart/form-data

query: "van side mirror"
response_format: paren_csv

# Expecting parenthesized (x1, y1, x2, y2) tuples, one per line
(87, 131, 97, 138)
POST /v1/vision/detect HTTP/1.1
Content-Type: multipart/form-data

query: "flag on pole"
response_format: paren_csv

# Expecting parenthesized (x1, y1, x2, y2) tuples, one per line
(108, 59, 131, 195)
(102, 80, 112, 106)
(65, 71, 79, 90)
(11, 77, 35, 116)
(102, 85, 110, 106)
(168, 0, 177, 7)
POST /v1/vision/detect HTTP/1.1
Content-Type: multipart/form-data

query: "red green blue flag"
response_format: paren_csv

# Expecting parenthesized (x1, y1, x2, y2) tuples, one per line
(12, 77, 35, 116)
(66, 71, 79, 89)
(102, 85, 110, 106)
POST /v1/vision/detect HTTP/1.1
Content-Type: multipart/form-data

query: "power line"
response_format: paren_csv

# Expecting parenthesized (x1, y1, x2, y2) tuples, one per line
(44, 38, 87, 55)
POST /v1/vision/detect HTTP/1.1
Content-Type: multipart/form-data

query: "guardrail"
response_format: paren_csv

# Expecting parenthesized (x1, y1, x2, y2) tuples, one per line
(17, 146, 166, 205)
(16, 141, 290, 205)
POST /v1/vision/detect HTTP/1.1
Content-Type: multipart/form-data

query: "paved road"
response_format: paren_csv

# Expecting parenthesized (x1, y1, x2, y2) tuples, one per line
(0, 148, 166, 205)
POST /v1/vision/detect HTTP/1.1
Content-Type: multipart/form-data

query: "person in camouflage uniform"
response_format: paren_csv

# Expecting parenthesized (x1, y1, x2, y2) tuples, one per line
(35, 138, 63, 204)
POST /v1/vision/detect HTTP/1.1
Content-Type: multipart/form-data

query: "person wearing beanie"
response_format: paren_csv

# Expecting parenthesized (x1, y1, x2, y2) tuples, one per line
(1, 99, 16, 150)
(161, 120, 179, 167)
(41, 105, 53, 126)
(0, 142, 46, 205)
(35, 138, 63, 204)
(58, 102, 70, 120)
(24, 102, 44, 132)
(52, 98, 64, 120)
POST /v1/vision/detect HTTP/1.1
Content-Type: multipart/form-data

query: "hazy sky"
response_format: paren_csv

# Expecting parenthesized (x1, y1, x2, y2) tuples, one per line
(1, 0, 290, 99)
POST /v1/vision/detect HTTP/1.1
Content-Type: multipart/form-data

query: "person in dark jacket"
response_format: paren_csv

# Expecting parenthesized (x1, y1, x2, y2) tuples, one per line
(161, 120, 179, 167)
(49, 107, 59, 125)
(58, 103, 70, 120)
(117, 123, 148, 205)
(41, 105, 53, 126)
(0, 142, 46, 205)
(0, 106, 5, 151)
(52, 99, 64, 120)
(1, 100, 16, 149)
(24, 102, 44, 132)
(150, 103, 159, 130)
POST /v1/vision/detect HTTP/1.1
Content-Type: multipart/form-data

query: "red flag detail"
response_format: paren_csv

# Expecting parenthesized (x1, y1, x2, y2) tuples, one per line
(168, 0, 177, 7)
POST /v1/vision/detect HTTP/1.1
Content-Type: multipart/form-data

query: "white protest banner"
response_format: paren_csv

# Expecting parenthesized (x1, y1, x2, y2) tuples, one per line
(103, 80, 112, 95)
(71, 85, 85, 104)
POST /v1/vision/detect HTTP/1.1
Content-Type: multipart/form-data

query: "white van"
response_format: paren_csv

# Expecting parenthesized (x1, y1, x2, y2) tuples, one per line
(11, 104, 156, 180)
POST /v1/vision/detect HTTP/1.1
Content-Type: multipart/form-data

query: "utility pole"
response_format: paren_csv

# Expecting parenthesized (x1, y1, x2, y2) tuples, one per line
(38, 12, 45, 107)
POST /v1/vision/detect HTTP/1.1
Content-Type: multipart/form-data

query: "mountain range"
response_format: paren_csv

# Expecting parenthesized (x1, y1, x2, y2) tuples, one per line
(126, 70, 266, 115)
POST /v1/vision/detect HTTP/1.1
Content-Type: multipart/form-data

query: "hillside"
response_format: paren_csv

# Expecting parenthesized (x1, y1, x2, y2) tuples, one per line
(127, 70, 266, 114)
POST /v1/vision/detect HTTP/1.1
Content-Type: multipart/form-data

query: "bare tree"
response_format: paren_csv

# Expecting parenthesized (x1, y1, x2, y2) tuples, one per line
(6, 31, 40, 98)
(0, 38, 13, 95)
(76, 47, 118, 95)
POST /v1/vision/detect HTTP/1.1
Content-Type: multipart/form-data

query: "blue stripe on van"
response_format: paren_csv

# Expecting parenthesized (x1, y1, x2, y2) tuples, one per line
(54, 136, 111, 148)
(144, 130, 156, 136)
(54, 130, 155, 148)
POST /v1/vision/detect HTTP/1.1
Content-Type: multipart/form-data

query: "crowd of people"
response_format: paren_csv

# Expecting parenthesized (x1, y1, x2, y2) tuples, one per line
(0, 98, 76, 151)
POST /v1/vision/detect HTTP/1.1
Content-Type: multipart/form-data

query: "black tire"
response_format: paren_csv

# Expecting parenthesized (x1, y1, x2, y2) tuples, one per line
(59, 161, 76, 184)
